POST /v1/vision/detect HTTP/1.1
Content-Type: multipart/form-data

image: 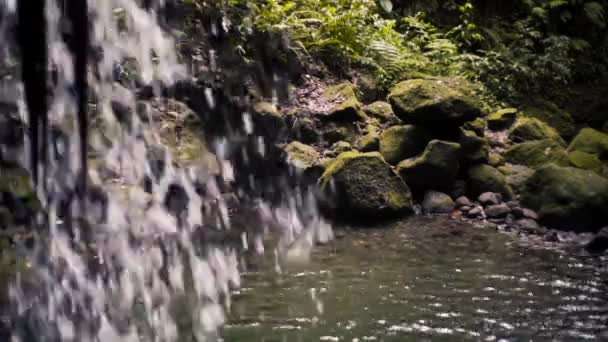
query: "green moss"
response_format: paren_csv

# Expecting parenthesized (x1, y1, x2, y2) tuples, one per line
(508, 117, 565, 145)
(504, 139, 569, 168)
(467, 164, 513, 199)
(488, 152, 505, 167)
(568, 150, 604, 173)
(486, 108, 517, 130)
(364, 101, 397, 123)
(330, 141, 353, 154)
(523, 165, 608, 231)
(358, 131, 380, 152)
(396, 140, 461, 192)
(522, 101, 575, 138)
(388, 78, 485, 128)
(379, 125, 431, 165)
(498, 166, 514, 175)
(459, 129, 489, 163)
(568, 127, 608, 159)
(323, 82, 367, 121)
(463, 117, 487, 136)
(319, 151, 413, 217)
(284, 141, 320, 170)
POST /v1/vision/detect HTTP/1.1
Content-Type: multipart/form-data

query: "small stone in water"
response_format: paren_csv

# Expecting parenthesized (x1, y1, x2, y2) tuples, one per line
(478, 192, 502, 206)
(485, 203, 511, 218)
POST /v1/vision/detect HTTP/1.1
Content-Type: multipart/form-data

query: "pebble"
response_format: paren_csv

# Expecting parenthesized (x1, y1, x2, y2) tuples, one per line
(478, 192, 502, 206)
(460, 206, 471, 212)
(521, 208, 539, 220)
(516, 219, 543, 234)
(485, 203, 511, 218)
(506, 201, 520, 209)
(467, 206, 484, 218)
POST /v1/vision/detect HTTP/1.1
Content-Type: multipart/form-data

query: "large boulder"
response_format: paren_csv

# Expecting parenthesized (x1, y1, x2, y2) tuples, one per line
(522, 101, 576, 139)
(568, 150, 605, 175)
(504, 139, 569, 168)
(508, 118, 565, 145)
(388, 78, 485, 130)
(522, 165, 608, 232)
(379, 125, 431, 165)
(568, 127, 608, 159)
(467, 164, 513, 199)
(397, 140, 461, 192)
(321, 82, 367, 122)
(319, 151, 413, 218)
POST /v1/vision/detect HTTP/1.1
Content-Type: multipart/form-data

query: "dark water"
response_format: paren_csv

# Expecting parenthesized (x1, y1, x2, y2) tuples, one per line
(223, 217, 608, 341)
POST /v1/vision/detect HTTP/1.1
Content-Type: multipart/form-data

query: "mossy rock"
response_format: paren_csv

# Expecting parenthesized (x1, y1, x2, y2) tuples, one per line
(522, 101, 575, 139)
(463, 118, 487, 136)
(459, 129, 489, 163)
(508, 117, 565, 145)
(396, 140, 461, 192)
(322, 82, 367, 122)
(488, 152, 505, 167)
(358, 131, 380, 152)
(252, 101, 286, 140)
(364, 101, 399, 124)
(486, 108, 517, 131)
(330, 141, 353, 154)
(568, 127, 608, 159)
(0, 166, 36, 199)
(504, 139, 569, 168)
(522, 165, 608, 232)
(466, 164, 513, 199)
(379, 125, 431, 165)
(322, 123, 359, 145)
(568, 150, 604, 174)
(284, 142, 320, 171)
(388, 78, 485, 129)
(319, 151, 413, 218)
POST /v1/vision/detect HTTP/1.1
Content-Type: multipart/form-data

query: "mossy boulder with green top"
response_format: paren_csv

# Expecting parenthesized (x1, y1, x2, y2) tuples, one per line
(568, 128, 608, 158)
(319, 151, 413, 218)
(459, 128, 489, 163)
(379, 125, 431, 165)
(504, 139, 569, 168)
(396, 140, 461, 192)
(284, 141, 320, 171)
(508, 117, 565, 145)
(522, 101, 575, 139)
(522, 165, 608, 232)
(486, 108, 517, 131)
(364, 101, 399, 124)
(568, 150, 604, 174)
(388, 78, 485, 129)
(358, 131, 380, 152)
(322, 82, 368, 122)
(466, 164, 513, 199)
(463, 117, 487, 136)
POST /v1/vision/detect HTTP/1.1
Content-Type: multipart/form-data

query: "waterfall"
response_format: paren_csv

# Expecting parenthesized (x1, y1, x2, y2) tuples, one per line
(0, 1, 332, 341)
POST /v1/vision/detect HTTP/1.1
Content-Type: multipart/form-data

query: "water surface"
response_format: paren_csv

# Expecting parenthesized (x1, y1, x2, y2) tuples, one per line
(224, 217, 608, 341)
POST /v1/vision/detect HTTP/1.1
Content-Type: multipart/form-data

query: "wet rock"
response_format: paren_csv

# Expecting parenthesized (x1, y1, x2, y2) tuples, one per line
(485, 203, 511, 218)
(397, 140, 461, 192)
(284, 141, 320, 171)
(523, 165, 608, 232)
(509, 117, 565, 145)
(321, 82, 367, 122)
(466, 206, 484, 218)
(319, 151, 413, 218)
(478, 192, 502, 206)
(379, 125, 431, 165)
(586, 227, 608, 253)
(455, 196, 473, 208)
(516, 218, 540, 230)
(467, 164, 513, 199)
(487, 108, 517, 131)
(459, 128, 489, 163)
(251, 101, 287, 140)
(422, 191, 454, 214)
(388, 78, 484, 130)
(504, 139, 569, 168)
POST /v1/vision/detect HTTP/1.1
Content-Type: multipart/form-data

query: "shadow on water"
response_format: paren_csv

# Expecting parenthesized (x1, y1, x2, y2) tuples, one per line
(223, 216, 608, 341)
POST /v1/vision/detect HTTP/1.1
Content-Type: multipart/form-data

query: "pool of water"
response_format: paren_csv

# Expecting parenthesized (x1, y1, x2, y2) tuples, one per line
(223, 217, 608, 341)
